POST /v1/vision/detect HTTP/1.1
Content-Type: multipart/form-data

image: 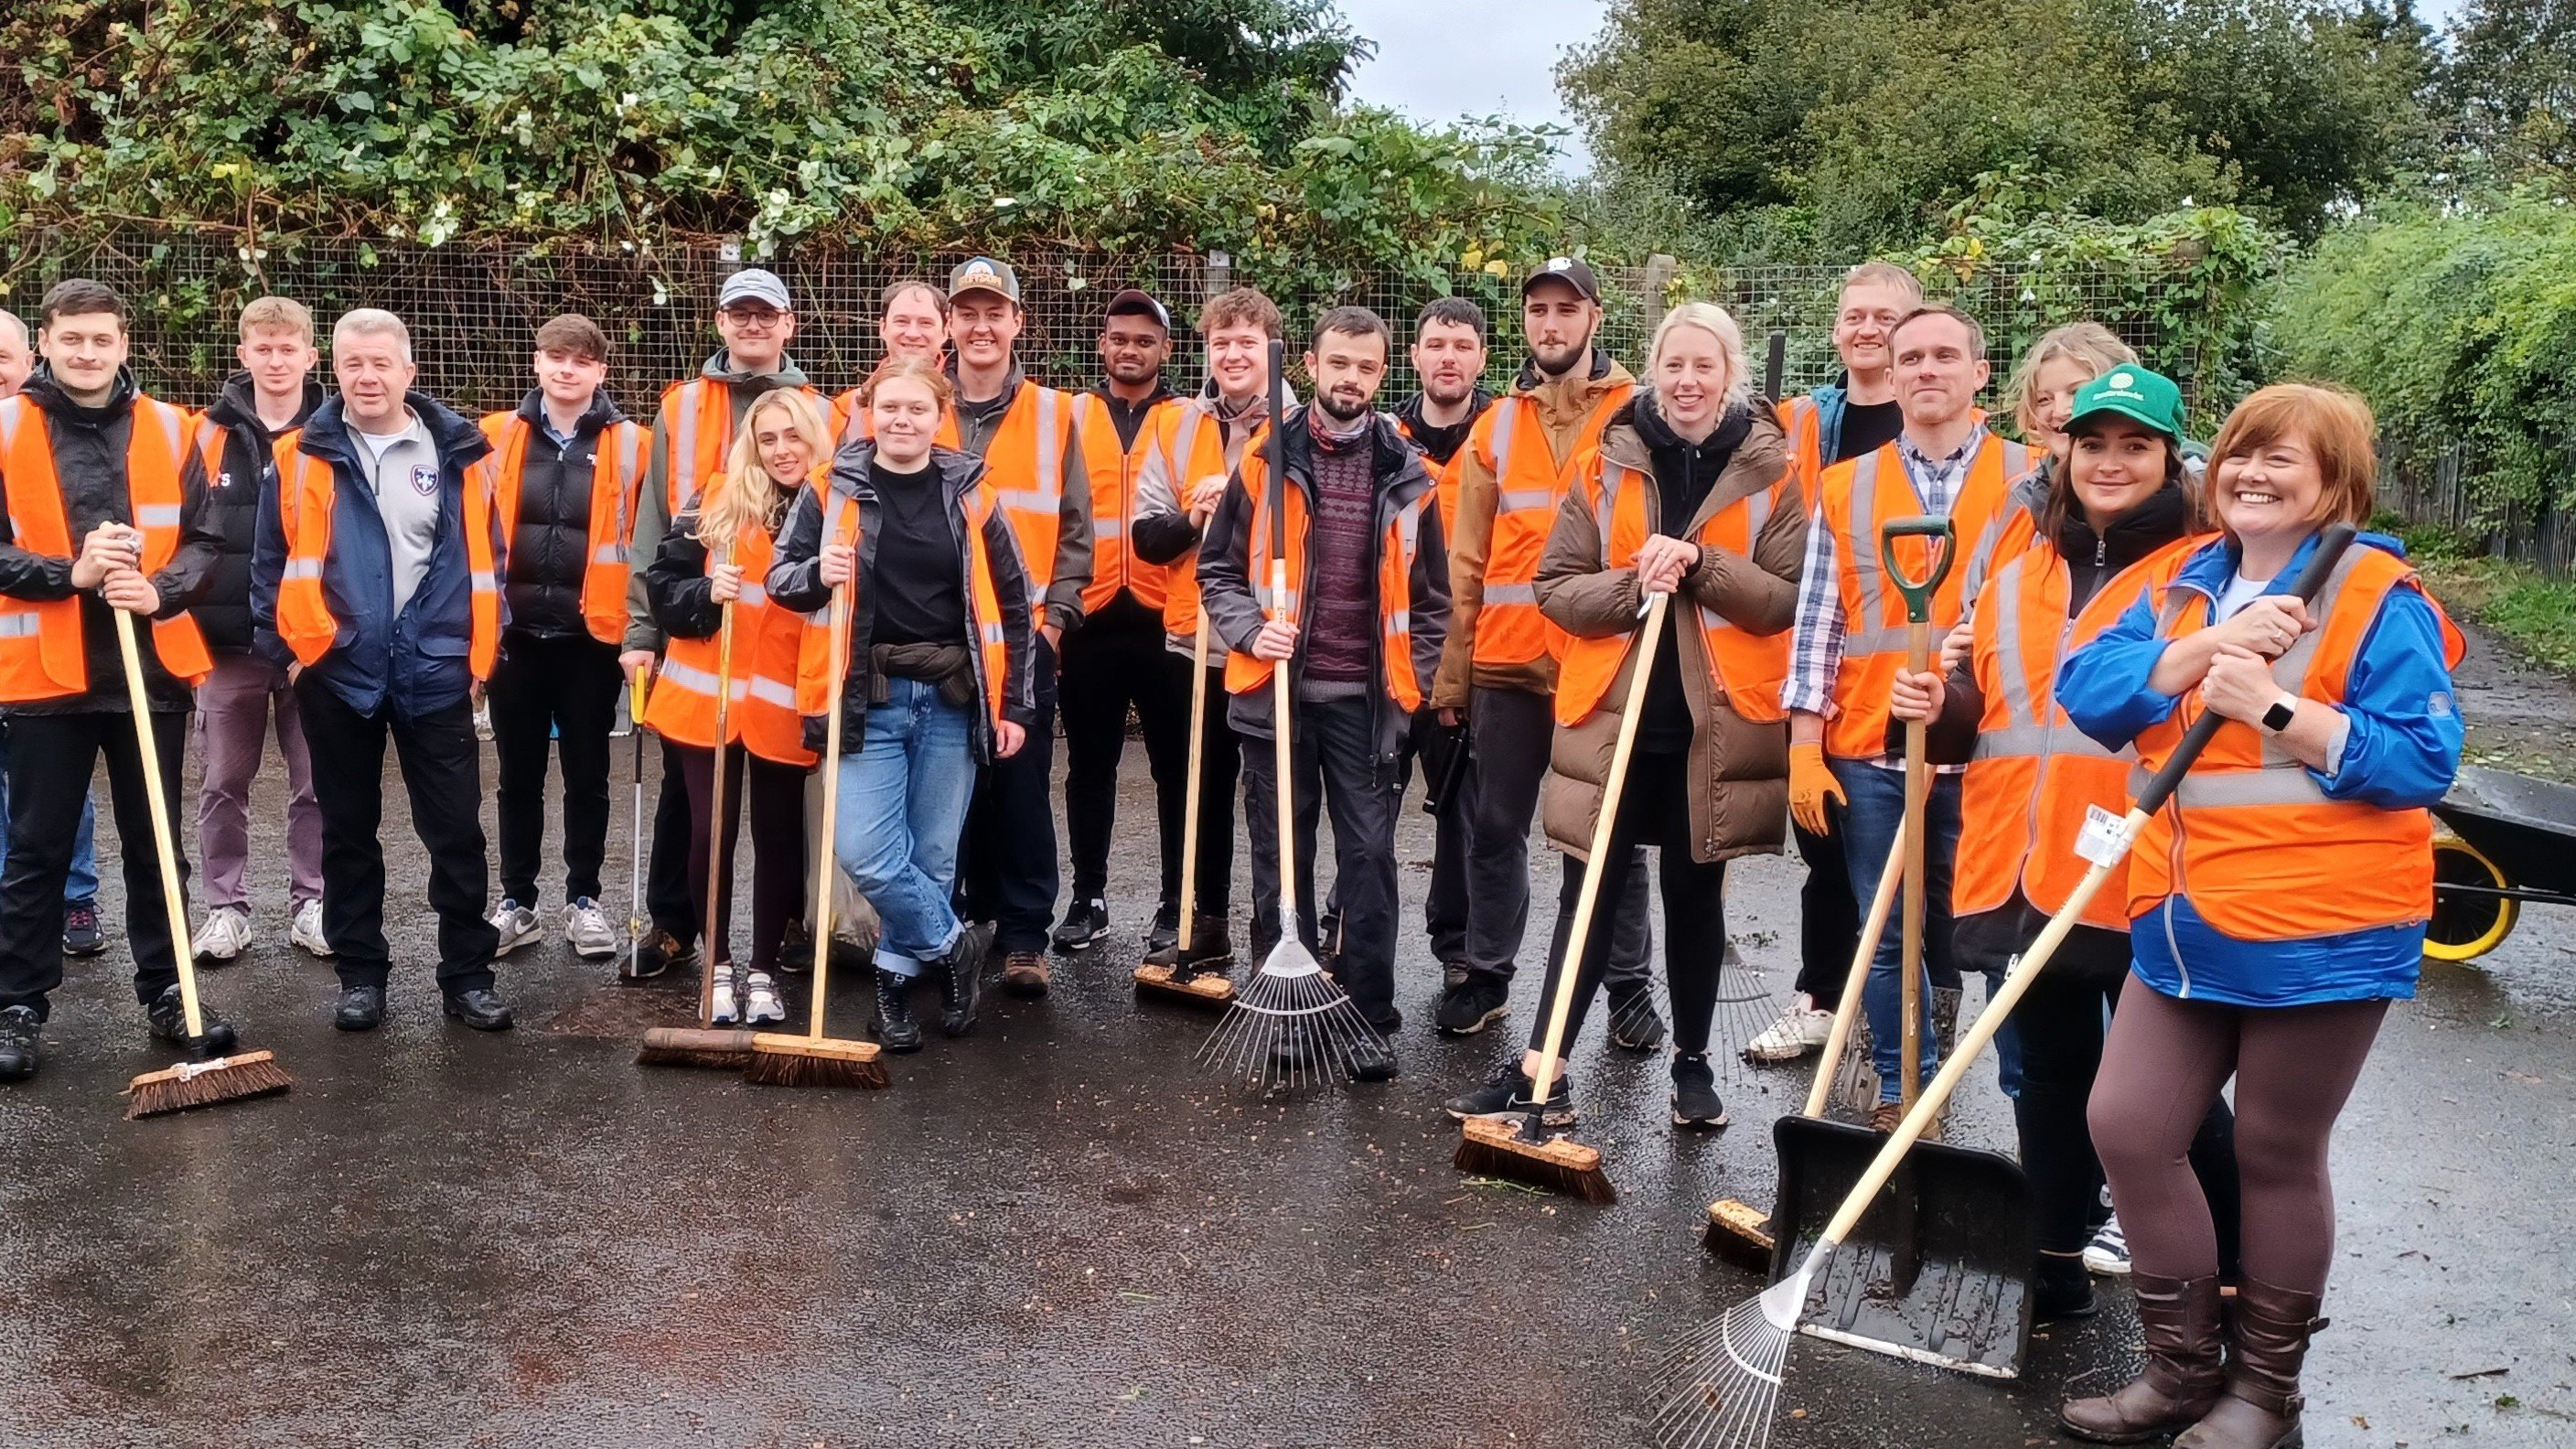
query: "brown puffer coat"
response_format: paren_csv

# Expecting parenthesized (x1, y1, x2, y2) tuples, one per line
(1534, 403, 1806, 864)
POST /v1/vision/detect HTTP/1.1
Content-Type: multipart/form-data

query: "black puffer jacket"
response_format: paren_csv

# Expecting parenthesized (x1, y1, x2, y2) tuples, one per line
(197, 371, 326, 652)
(498, 387, 627, 639)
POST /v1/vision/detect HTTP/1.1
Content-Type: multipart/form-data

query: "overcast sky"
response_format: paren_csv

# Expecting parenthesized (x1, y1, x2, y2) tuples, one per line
(1338, 0, 1607, 169)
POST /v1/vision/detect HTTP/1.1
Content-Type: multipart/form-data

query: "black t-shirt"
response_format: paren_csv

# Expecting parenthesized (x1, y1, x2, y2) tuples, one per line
(1835, 398, 1903, 464)
(867, 458, 966, 647)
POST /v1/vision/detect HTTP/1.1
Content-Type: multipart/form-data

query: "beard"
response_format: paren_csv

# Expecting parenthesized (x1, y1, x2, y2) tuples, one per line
(1315, 384, 1373, 424)
(1530, 337, 1592, 379)
(1423, 372, 1476, 407)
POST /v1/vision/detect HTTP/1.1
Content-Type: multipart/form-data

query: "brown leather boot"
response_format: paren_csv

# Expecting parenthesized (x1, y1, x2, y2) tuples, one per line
(2059, 1273, 2227, 1443)
(2174, 1276, 2324, 1449)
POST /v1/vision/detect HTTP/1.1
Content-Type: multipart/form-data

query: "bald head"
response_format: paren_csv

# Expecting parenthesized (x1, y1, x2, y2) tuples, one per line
(0, 312, 30, 399)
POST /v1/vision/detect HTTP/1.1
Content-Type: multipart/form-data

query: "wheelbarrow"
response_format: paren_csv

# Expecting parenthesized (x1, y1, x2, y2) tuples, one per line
(2426, 764, 2576, 961)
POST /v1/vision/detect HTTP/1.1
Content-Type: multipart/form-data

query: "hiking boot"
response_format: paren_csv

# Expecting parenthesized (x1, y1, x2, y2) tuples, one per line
(0, 1005, 39, 1082)
(2173, 1277, 2324, 1449)
(1143, 900, 1180, 956)
(1000, 950, 1050, 1001)
(741, 971, 787, 1025)
(145, 983, 238, 1056)
(1443, 1061, 1575, 1125)
(563, 897, 617, 961)
(939, 925, 996, 1034)
(2060, 1274, 2227, 1443)
(1051, 897, 1109, 953)
(2037, 1250, 2099, 1322)
(1869, 1100, 1942, 1142)
(1607, 982, 1668, 1053)
(1743, 992, 1834, 1063)
(1669, 1052, 1727, 1129)
(708, 964, 742, 1025)
(1433, 975, 1509, 1036)
(193, 905, 253, 966)
(2086, 1214, 2134, 1276)
(488, 899, 542, 955)
(871, 968, 923, 1053)
(61, 900, 103, 958)
(290, 898, 333, 958)
(333, 985, 386, 1032)
(441, 987, 515, 1031)
(634, 925, 692, 979)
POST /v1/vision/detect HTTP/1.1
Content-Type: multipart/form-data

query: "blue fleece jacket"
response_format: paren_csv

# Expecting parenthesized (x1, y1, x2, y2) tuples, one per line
(251, 392, 499, 721)
(2055, 530, 2463, 1006)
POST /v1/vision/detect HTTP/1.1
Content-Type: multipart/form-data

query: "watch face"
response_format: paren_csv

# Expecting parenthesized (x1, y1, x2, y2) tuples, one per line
(2263, 698, 2297, 730)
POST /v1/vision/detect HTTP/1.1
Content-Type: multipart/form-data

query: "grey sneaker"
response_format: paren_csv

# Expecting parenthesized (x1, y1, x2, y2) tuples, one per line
(489, 899, 542, 955)
(563, 897, 617, 961)
(290, 897, 333, 957)
(742, 971, 787, 1025)
(708, 963, 743, 1025)
(192, 905, 254, 965)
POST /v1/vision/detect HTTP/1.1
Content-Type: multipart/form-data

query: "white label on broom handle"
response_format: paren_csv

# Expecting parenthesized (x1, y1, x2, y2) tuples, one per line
(2074, 803, 2131, 866)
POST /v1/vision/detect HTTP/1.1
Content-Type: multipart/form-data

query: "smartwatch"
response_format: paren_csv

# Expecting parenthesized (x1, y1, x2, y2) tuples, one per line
(2259, 694, 2298, 733)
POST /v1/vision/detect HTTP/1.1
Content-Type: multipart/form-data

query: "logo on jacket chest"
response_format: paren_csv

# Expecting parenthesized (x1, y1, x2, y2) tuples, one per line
(410, 463, 440, 496)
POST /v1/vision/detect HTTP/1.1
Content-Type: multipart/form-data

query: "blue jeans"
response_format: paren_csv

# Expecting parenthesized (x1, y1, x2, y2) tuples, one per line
(0, 725, 99, 904)
(837, 679, 978, 978)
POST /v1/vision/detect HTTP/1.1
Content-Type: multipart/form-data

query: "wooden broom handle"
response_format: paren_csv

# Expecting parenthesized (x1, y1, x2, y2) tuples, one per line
(1804, 850, 1901, 1118)
(804, 578, 850, 1036)
(1176, 542, 1214, 946)
(1529, 591, 1670, 1106)
(109, 608, 203, 1038)
(699, 542, 736, 1023)
(1269, 556, 1296, 919)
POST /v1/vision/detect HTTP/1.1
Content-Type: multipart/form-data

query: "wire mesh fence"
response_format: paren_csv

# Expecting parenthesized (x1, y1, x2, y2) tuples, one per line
(0, 227, 2223, 421)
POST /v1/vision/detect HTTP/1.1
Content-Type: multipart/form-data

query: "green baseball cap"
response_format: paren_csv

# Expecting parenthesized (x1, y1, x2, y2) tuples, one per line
(2066, 365, 2184, 443)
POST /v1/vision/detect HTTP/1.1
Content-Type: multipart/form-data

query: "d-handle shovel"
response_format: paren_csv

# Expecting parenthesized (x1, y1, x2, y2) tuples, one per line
(1878, 514, 1955, 1117)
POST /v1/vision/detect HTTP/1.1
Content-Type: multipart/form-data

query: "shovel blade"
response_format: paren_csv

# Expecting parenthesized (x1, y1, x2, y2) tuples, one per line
(1768, 1115, 2035, 1379)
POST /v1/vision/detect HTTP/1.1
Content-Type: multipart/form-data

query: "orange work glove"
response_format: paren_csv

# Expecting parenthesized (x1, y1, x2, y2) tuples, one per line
(1788, 742, 1844, 837)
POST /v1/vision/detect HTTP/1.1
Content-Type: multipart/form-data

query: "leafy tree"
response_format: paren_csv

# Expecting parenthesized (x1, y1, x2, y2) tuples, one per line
(2441, 0, 2576, 185)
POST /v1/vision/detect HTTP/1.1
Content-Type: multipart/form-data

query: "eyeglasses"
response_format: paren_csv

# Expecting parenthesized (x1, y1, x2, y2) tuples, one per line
(721, 307, 787, 329)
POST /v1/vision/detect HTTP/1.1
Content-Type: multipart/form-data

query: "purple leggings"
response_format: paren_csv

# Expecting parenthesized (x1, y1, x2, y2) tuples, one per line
(2089, 976, 2388, 1294)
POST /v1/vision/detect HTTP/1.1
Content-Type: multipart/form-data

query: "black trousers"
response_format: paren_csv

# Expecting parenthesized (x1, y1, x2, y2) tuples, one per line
(1058, 601, 1193, 908)
(1790, 819, 1860, 1007)
(297, 680, 499, 993)
(1390, 704, 1469, 965)
(1240, 693, 1401, 1028)
(1525, 747, 1729, 1057)
(0, 710, 188, 1019)
(671, 742, 808, 974)
(488, 631, 622, 907)
(647, 741, 698, 941)
(960, 635, 1059, 954)
(1463, 685, 1649, 988)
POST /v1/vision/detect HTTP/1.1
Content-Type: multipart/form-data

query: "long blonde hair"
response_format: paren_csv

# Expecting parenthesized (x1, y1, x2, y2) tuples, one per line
(696, 389, 828, 556)
(2004, 322, 2135, 440)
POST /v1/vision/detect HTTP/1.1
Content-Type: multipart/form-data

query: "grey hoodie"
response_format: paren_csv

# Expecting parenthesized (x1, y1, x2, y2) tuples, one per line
(622, 349, 813, 652)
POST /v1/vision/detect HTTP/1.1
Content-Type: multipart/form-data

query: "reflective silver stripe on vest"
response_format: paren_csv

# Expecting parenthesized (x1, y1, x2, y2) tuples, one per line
(656, 657, 748, 700)
(471, 571, 498, 592)
(1594, 464, 1625, 553)
(283, 558, 324, 582)
(1970, 722, 2118, 761)
(1487, 397, 1518, 480)
(979, 620, 1007, 648)
(1499, 488, 1554, 513)
(667, 386, 703, 508)
(1095, 518, 1124, 543)
(1033, 385, 1064, 510)
(143, 400, 186, 462)
(1482, 583, 1537, 606)
(2169, 768, 2333, 809)
(1989, 554, 2040, 727)
(1841, 449, 1897, 656)
(1384, 609, 1411, 632)
(0, 398, 22, 452)
(737, 583, 767, 608)
(613, 423, 647, 556)
(992, 488, 1055, 515)
(134, 504, 182, 528)
(0, 613, 41, 638)
(746, 674, 797, 709)
(592, 544, 627, 566)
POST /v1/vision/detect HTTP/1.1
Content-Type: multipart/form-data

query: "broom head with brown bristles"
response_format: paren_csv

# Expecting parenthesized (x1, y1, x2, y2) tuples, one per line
(1454, 1112, 1615, 1205)
(1132, 961, 1237, 1009)
(637, 1026, 761, 1069)
(124, 1050, 294, 1120)
(743, 1032, 888, 1089)
(1702, 1197, 1776, 1271)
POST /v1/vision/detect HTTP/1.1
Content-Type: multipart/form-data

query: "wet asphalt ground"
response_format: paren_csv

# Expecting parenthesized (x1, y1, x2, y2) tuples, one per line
(2, 626, 2571, 1447)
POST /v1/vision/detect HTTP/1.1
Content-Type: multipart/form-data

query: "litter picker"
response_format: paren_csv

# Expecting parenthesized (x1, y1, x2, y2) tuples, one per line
(112, 603, 291, 1118)
(1134, 520, 1236, 1009)
(1454, 592, 1676, 1203)
(619, 663, 657, 981)
(1198, 341, 1383, 1086)
(747, 579, 889, 1089)
(1649, 523, 2360, 1445)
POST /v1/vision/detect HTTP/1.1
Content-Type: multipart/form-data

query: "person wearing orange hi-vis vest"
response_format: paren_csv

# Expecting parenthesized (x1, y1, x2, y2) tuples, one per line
(939, 257, 1094, 999)
(0, 280, 227, 1087)
(1442, 303, 1803, 1130)
(767, 358, 1036, 1055)
(1428, 257, 1657, 1045)
(479, 313, 648, 966)
(642, 389, 826, 1031)
(1781, 303, 2035, 1128)
(622, 267, 817, 982)
(252, 307, 511, 1036)
(826, 279, 949, 447)
(1196, 306, 1449, 1083)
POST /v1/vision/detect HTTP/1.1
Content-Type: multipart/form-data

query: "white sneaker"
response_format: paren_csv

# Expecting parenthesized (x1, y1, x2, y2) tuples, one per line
(564, 897, 618, 961)
(291, 897, 334, 958)
(1742, 993, 1835, 1063)
(709, 964, 742, 1025)
(743, 971, 787, 1025)
(490, 899, 542, 954)
(2084, 1215, 2132, 1276)
(193, 906, 253, 964)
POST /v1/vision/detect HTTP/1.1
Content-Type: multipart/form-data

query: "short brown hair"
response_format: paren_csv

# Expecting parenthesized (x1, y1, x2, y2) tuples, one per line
(533, 313, 609, 362)
(882, 279, 948, 318)
(1892, 304, 1986, 360)
(1198, 286, 1282, 341)
(239, 295, 315, 343)
(2204, 383, 2378, 536)
(1313, 305, 1390, 356)
(859, 354, 954, 412)
(40, 279, 125, 330)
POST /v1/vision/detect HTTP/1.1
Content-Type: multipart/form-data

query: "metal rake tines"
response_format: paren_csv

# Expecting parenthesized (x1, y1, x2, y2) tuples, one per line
(1648, 1294, 1794, 1449)
(1196, 966, 1384, 1089)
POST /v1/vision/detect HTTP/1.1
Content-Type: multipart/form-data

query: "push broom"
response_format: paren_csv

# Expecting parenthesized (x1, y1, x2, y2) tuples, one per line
(746, 578, 889, 1089)
(113, 606, 292, 1118)
(1648, 522, 2358, 1449)
(1198, 343, 1383, 1087)
(1454, 590, 1677, 1204)
(1134, 520, 1236, 1009)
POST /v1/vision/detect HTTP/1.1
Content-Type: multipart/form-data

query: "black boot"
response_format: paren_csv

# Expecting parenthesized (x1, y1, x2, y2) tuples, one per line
(2036, 1249, 2098, 1321)
(145, 984, 238, 1055)
(0, 1005, 39, 1082)
(938, 923, 994, 1035)
(2060, 1273, 2226, 1442)
(871, 968, 923, 1054)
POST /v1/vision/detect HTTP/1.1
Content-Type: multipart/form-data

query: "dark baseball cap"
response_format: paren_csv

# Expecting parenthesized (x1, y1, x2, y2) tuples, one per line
(1102, 288, 1172, 332)
(947, 256, 1021, 305)
(1522, 255, 1601, 303)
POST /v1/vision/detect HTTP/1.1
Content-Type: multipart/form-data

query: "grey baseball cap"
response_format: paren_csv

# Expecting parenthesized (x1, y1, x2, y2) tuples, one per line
(717, 268, 792, 312)
(947, 256, 1022, 305)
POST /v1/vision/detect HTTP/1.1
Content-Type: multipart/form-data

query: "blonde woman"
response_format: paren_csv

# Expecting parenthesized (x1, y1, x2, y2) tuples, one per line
(2005, 322, 2138, 466)
(642, 389, 825, 1025)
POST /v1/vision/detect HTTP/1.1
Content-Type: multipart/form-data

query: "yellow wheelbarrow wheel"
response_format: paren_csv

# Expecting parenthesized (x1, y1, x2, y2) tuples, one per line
(2424, 834, 2517, 962)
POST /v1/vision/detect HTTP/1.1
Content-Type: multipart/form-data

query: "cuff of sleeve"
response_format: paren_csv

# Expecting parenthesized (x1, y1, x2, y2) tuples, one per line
(2316, 706, 2354, 781)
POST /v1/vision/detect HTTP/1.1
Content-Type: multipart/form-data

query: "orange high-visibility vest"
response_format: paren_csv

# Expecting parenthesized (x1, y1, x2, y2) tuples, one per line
(270, 436, 501, 679)
(642, 517, 817, 767)
(1553, 454, 1794, 727)
(1778, 396, 1825, 494)
(1953, 535, 2206, 929)
(2121, 542, 2466, 939)
(657, 377, 820, 514)
(1397, 413, 1475, 540)
(969, 380, 1073, 626)
(478, 412, 649, 646)
(1152, 402, 1234, 648)
(1815, 435, 2032, 759)
(1073, 392, 1171, 617)
(1222, 452, 1429, 713)
(1465, 381, 1634, 669)
(0, 395, 213, 700)
(793, 475, 1012, 735)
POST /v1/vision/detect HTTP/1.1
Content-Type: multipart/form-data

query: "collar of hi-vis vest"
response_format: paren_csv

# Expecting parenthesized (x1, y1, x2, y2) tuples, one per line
(1837, 430, 2028, 659)
(1970, 546, 2131, 767)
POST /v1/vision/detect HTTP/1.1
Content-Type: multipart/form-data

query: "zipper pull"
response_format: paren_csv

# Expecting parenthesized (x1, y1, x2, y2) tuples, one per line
(2094, 536, 2108, 566)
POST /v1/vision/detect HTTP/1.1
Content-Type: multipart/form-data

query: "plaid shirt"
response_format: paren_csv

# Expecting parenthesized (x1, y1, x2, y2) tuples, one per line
(1782, 423, 1990, 767)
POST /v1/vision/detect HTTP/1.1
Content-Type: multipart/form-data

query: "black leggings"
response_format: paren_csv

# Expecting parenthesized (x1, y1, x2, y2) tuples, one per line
(673, 743, 808, 974)
(2091, 977, 2388, 1294)
(1524, 748, 1727, 1057)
